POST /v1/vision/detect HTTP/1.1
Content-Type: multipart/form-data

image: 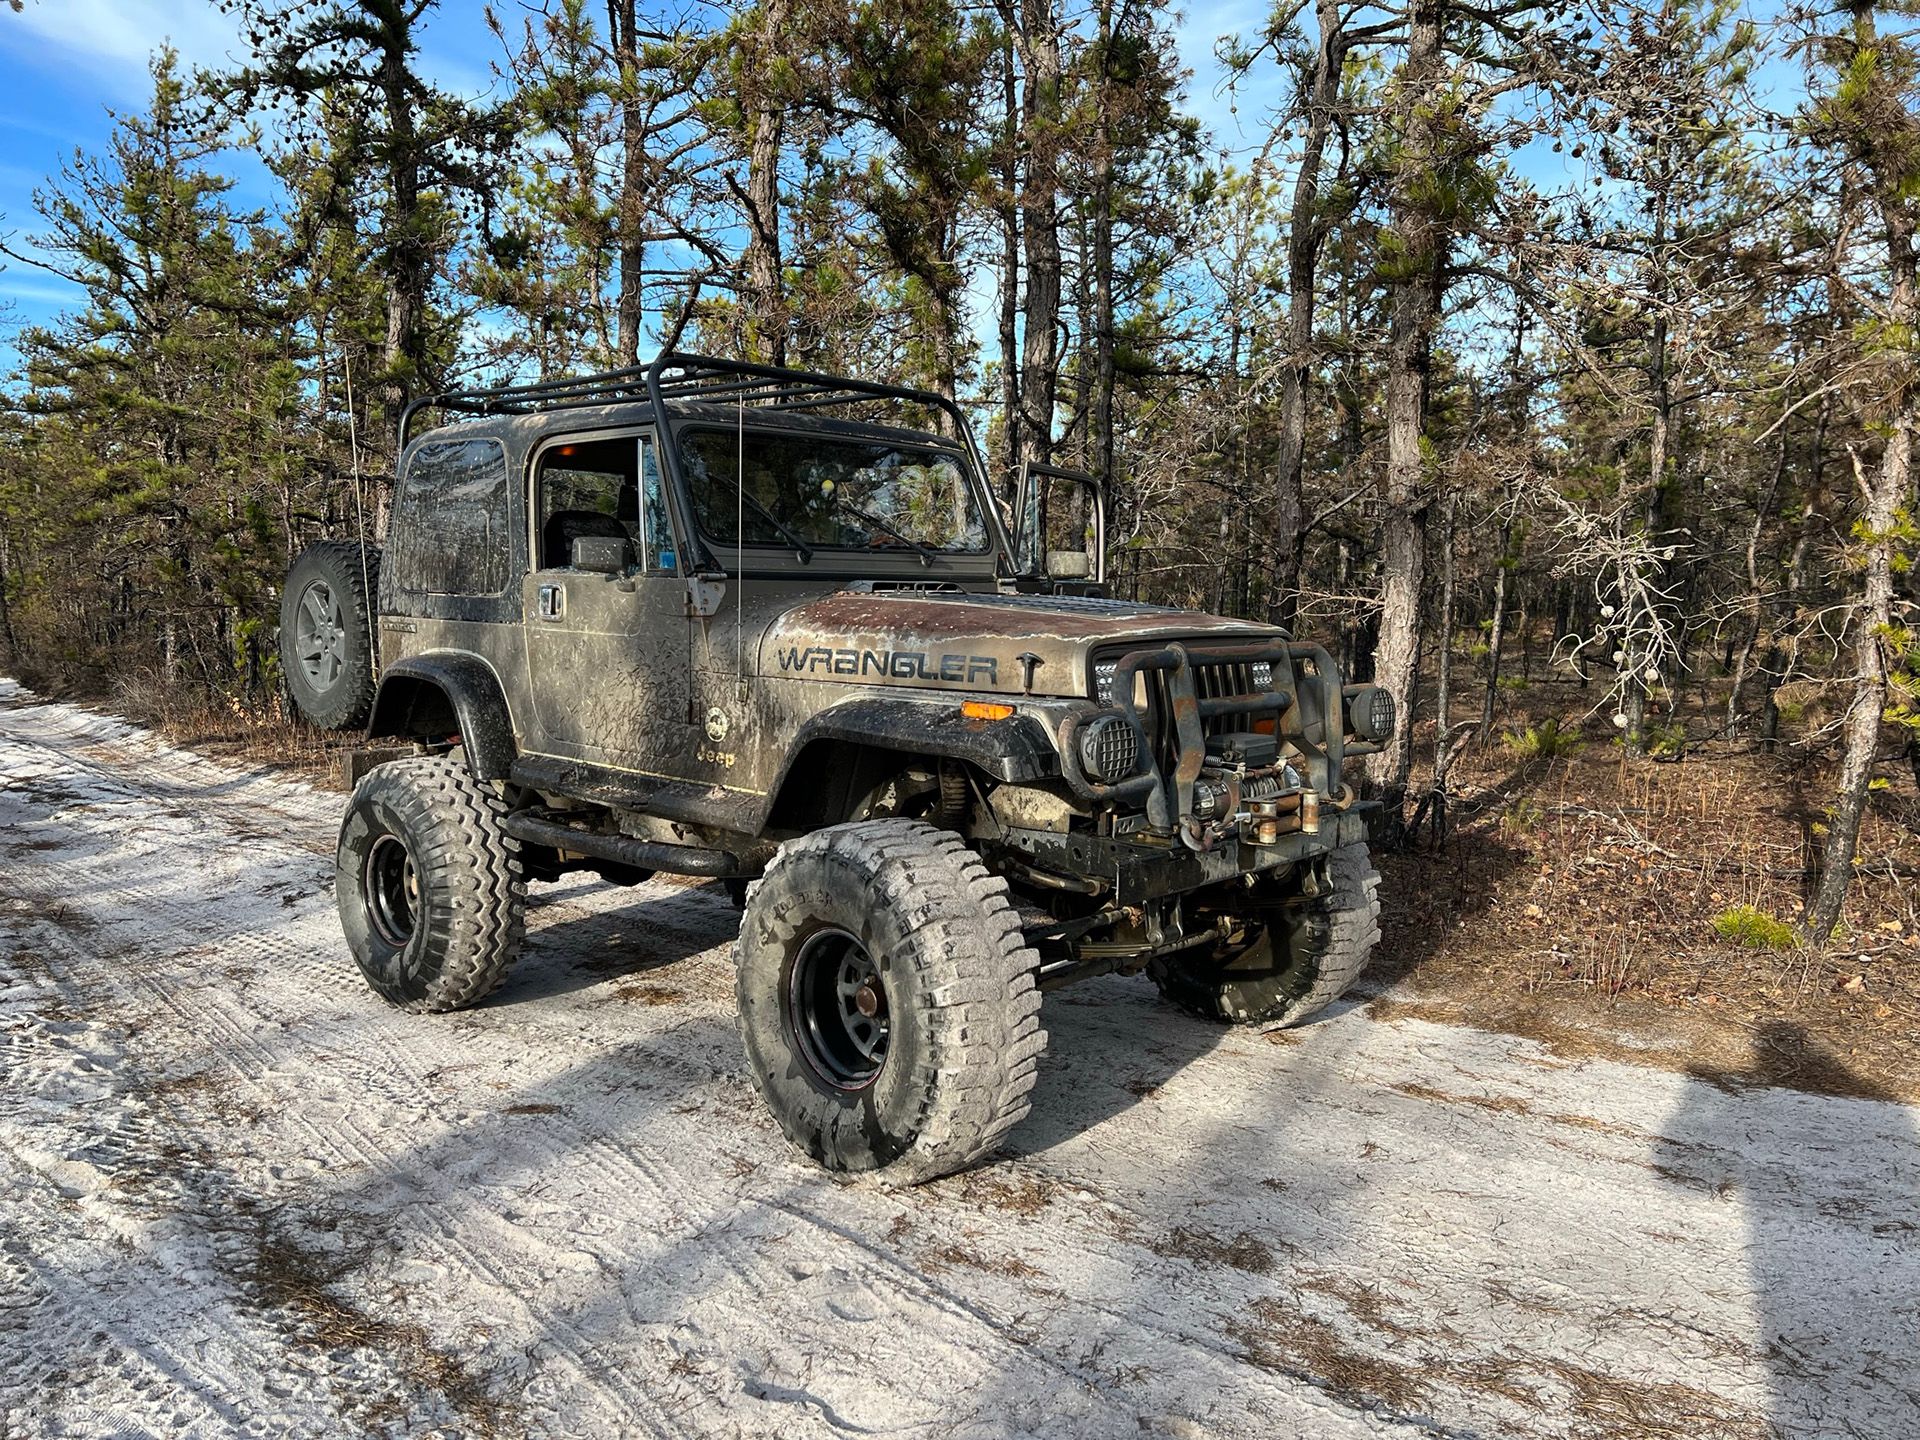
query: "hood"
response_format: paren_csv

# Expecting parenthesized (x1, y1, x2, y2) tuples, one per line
(760, 588, 1280, 698)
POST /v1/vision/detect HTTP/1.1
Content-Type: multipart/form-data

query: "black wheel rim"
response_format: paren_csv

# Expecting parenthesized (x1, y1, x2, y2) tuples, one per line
(294, 578, 349, 693)
(788, 927, 890, 1090)
(364, 833, 419, 947)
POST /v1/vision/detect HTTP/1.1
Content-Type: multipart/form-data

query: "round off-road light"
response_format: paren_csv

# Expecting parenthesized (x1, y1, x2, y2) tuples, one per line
(1347, 686, 1396, 742)
(1078, 713, 1142, 783)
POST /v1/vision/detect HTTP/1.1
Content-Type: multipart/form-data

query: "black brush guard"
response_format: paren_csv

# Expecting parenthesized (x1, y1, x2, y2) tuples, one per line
(1090, 638, 1349, 840)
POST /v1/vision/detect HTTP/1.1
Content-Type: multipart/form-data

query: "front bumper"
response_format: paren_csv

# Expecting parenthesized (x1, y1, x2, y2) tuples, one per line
(996, 804, 1372, 907)
(1061, 635, 1362, 850)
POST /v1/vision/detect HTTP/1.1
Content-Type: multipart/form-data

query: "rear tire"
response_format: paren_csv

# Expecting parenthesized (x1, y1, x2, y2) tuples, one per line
(735, 819, 1047, 1183)
(1150, 842, 1381, 1027)
(336, 755, 525, 1012)
(282, 541, 380, 730)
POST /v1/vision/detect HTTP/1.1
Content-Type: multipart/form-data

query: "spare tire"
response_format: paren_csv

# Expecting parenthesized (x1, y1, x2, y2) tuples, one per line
(281, 541, 381, 730)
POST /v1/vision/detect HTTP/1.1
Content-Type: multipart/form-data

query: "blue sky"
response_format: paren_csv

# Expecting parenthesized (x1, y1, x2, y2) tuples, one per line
(0, 0, 548, 350)
(0, 0, 1809, 384)
(0, 0, 1269, 368)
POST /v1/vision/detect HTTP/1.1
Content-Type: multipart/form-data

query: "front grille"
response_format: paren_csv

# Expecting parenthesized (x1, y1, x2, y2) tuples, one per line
(1081, 637, 1343, 833)
(1106, 652, 1273, 773)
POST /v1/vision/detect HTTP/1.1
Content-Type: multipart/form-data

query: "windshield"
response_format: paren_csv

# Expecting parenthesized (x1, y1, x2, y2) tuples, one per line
(678, 427, 988, 556)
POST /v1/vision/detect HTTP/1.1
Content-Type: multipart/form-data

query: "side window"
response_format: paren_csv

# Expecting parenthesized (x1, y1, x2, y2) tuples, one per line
(639, 434, 675, 572)
(388, 438, 510, 595)
(534, 433, 677, 574)
(536, 437, 639, 571)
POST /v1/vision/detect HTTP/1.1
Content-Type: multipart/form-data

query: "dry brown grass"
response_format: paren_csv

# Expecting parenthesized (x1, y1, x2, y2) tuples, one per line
(613, 981, 686, 1005)
(1149, 1227, 1278, 1275)
(1227, 1296, 1430, 1413)
(919, 1241, 1044, 1279)
(1376, 678, 1920, 1100)
(249, 1227, 514, 1437)
(1538, 1358, 1770, 1440)
(952, 1168, 1060, 1216)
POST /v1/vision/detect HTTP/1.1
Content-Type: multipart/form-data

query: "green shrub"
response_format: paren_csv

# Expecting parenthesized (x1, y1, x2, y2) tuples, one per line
(1503, 717, 1581, 759)
(1711, 905, 1796, 951)
(1500, 797, 1544, 835)
(1647, 723, 1687, 759)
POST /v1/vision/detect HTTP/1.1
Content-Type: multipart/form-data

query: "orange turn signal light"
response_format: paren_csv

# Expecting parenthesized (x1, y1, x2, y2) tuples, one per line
(962, 700, 1015, 722)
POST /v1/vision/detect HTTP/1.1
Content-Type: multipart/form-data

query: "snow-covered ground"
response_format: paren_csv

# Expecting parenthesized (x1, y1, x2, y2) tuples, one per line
(1, 677, 1915, 1440)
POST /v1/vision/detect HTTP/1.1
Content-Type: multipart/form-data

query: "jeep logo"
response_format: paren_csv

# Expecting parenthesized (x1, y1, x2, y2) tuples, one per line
(778, 646, 998, 685)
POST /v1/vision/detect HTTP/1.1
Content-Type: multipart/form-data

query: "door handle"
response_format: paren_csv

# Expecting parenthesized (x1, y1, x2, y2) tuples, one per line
(537, 583, 564, 620)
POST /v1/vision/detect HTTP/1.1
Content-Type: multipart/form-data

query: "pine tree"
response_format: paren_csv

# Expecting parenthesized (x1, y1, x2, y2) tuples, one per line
(5, 49, 286, 694)
(223, 0, 515, 444)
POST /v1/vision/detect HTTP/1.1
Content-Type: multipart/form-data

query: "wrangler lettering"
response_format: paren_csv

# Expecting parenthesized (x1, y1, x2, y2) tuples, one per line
(776, 645, 998, 686)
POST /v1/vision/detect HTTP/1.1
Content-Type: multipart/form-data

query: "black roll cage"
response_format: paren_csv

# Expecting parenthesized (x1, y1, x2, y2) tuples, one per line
(399, 353, 1015, 573)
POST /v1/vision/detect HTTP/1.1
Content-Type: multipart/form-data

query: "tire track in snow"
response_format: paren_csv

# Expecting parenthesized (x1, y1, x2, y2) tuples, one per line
(0, 711, 1134, 1437)
(6, 679, 1919, 1439)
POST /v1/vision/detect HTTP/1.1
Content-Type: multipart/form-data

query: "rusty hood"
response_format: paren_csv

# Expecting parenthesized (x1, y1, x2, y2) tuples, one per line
(758, 588, 1281, 698)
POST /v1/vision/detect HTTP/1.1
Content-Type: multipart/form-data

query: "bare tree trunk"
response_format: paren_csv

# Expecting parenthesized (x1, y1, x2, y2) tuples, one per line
(1806, 433, 1906, 944)
(740, 0, 790, 365)
(997, 25, 1022, 499)
(1366, 0, 1445, 802)
(929, 298, 962, 418)
(1432, 489, 1458, 791)
(1270, 0, 1349, 629)
(1091, 1, 1116, 489)
(1014, 0, 1061, 467)
(378, 17, 427, 453)
(609, 0, 646, 367)
(1479, 493, 1513, 738)
(1808, 98, 1917, 941)
(1726, 430, 1790, 738)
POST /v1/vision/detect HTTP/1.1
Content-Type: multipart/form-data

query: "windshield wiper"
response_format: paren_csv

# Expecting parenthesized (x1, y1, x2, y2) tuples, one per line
(734, 490, 815, 563)
(825, 493, 936, 566)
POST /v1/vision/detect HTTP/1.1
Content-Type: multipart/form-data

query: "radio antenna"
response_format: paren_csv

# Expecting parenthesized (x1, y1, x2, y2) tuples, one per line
(736, 397, 746, 696)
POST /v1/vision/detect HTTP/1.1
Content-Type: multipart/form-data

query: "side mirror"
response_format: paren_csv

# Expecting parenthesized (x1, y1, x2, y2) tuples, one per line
(1046, 549, 1092, 580)
(571, 536, 630, 575)
(1014, 462, 1106, 588)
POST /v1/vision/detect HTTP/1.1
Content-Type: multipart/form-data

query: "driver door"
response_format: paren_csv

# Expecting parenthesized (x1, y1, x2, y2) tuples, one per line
(521, 429, 698, 776)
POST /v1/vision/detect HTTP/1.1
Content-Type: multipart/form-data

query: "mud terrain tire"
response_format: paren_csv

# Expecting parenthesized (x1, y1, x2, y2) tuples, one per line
(736, 819, 1047, 1183)
(1150, 841, 1381, 1028)
(281, 541, 380, 730)
(337, 755, 525, 1012)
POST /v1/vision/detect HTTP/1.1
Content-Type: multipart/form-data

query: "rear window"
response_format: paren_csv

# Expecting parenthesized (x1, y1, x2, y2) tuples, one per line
(388, 438, 511, 594)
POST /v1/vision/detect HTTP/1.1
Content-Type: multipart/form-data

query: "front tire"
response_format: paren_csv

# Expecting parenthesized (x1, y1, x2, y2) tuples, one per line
(336, 755, 525, 1012)
(735, 819, 1047, 1183)
(1150, 842, 1381, 1027)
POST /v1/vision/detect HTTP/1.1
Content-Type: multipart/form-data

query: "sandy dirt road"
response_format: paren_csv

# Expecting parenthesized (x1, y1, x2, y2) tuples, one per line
(1, 678, 1916, 1439)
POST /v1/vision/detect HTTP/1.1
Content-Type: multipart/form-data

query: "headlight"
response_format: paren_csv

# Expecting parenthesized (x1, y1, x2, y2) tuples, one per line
(1078, 712, 1142, 783)
(1346, 685, 1396, 742)
(1093, 660, 1118, 704)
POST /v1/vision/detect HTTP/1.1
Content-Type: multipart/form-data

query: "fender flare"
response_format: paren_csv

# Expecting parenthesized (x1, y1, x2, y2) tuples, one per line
(772, 695, 1060, 799)
(367, 653, 518, 780)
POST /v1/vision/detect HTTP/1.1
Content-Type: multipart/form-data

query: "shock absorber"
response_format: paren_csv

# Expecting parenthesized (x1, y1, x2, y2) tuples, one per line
(935, 762, 970, 824)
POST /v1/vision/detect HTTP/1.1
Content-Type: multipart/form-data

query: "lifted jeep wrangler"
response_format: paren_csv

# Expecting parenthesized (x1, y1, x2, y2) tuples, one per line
(280, 354, 1397, 1183)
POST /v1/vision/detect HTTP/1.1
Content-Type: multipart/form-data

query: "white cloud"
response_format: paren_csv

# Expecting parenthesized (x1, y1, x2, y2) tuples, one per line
(1, 0, 241, 86)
